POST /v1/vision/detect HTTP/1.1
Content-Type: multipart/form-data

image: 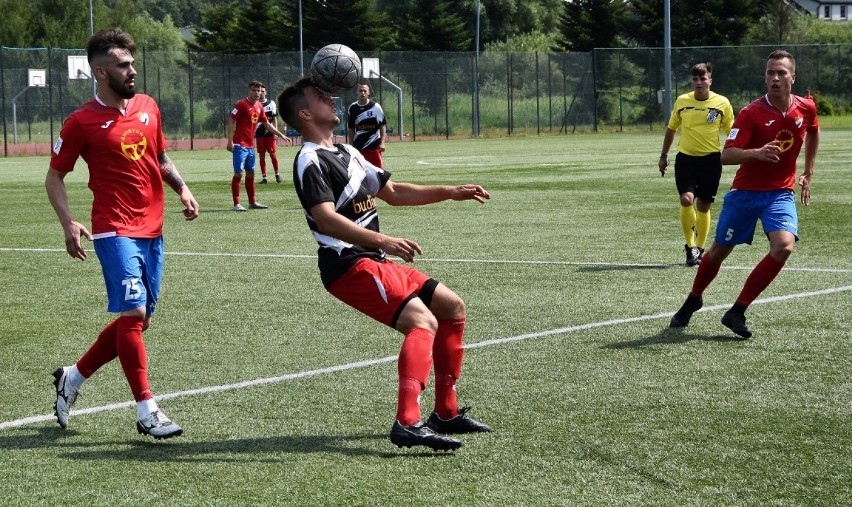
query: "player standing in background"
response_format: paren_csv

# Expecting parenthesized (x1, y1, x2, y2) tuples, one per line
(659, 63, 734, 267)
(227, 80, 287, 211)
(347, 82, 387, 167)
(45, 27, 199, 439)
(669, 50, 819, 338)
(279, 77, 492, 451)
(255, 84, 289, 184)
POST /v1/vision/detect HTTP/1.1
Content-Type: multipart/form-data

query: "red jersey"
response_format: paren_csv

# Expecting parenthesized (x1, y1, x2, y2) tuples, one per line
(50, 94, 167, 238)
(724, 94, 818, 191)
(230, 98, 267, 148)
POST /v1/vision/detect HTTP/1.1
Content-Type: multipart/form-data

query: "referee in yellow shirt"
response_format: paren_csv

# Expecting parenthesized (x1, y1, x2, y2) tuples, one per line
(659, 63, 734, 266)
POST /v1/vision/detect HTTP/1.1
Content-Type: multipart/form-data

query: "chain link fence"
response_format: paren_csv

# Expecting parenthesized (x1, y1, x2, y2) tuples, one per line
(2, 45, 849, 155)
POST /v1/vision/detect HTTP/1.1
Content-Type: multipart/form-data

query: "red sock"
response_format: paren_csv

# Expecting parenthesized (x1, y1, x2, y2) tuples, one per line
(736, 254, 785, 306)
(115, 316, 152, 402)
(246, 176, 257, 203)
(396, 328, 434, 426)
(76, 318, 120, 378)
(690, 254, 723, 297)
(259, 158, 267, 178)
(271, 153, 279, 174)
(231, 176, 241, 205)
(433, 319, 465, 419)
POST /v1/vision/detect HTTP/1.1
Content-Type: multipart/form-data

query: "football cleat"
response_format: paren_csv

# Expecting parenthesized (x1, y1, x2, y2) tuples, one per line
(53, 366, 80, 430)
(390, 421, 461, 451)
(136, 410, 183, 440)
(248, 202, 268, 209)
(233, 204, 248, 212)
(721, 306, 752, 339)
(275, 174, 282, 184)
(685, 244, 701, 267)
(670, 294, 703, 328)
(426, 407, 492, 434)
(259, 177, 268, 184)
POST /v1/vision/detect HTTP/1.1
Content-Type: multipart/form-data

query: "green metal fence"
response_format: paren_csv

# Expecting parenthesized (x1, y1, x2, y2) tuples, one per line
(2, 45, 849, 155)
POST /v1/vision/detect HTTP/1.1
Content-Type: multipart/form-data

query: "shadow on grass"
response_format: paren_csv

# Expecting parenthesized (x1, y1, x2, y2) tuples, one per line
(603, 327, 746, 349)
(576, 264, 680, 272)
(0, 427, 458, 460)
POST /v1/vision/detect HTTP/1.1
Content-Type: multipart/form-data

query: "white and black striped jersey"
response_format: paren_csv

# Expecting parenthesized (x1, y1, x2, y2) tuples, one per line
(293, 142, 392, 287)
(347, 100, 386, 151)
(255, 98, 278, 138)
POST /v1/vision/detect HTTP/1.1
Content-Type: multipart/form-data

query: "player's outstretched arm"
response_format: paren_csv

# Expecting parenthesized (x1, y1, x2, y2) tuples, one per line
(45, 168, 92, 261)
(311, 201, 423, 262)
(377, 181, 490, 206)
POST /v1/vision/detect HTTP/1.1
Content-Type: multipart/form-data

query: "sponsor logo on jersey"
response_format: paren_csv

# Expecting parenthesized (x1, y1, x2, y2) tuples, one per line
(765, 120, 776, 126)
(120, 129, 148, 161)
(352, 195, 376, 214)
(138, 112, 149, 126)
(775, 129, 795, 153)
(101, 120, 115, 129)
(794, 116, 803, 129)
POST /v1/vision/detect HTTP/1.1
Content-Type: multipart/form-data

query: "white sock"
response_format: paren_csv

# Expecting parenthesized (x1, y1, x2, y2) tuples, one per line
(68, 364, 86, 389)
(137, 398, 159, 420)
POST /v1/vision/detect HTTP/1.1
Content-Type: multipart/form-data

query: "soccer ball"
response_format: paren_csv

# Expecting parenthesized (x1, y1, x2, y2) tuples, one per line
(309, 44, 362, 93)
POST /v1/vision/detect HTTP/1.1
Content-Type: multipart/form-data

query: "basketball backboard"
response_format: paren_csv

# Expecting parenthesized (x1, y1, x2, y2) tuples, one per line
(68, 55, 91, 80)
(28, 69, 46, 87)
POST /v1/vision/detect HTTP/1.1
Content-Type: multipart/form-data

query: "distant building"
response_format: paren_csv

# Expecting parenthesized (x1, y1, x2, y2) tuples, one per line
(791, 0, 852, 20)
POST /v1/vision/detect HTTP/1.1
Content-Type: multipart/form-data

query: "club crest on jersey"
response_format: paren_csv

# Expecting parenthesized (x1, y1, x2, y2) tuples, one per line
(120, 128, 148, 161)
(706, 109, 719, 124)
(138, 112, 149, 126)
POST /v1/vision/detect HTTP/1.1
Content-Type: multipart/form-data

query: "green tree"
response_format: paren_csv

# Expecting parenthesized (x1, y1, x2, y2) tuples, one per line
(193, 0, 295, 51)
(0, 0, 39, 47)
(299, 0, 395, 51)
(623, 0, 770, 47)
(555, 0, 628, 52)
(396, 0, 472, 51)
(744, 6, 852, 44)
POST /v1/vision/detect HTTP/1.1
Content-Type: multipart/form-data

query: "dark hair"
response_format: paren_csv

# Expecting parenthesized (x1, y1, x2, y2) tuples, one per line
(277, 77, 315, 132)
(249, 80, 264, 89)
(86, 28, 136, 65)
(768, 49, 795, 71)
(690, 63, 712, 77)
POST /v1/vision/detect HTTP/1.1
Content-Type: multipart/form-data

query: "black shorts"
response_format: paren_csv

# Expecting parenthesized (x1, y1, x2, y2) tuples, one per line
(674, 152, 723, 203)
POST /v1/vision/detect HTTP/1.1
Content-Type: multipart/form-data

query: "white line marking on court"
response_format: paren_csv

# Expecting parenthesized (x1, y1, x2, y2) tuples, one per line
(2, 284, 850, 431)
(3, 247, 852, 273)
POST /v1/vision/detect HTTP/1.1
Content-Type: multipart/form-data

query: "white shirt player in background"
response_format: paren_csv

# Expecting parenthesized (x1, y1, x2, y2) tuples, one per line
(347, 82, 387, 167)
(255, 84, 290, 183)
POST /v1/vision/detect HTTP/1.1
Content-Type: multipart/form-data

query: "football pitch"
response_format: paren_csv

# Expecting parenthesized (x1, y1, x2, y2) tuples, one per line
(1, 131, 850, 506)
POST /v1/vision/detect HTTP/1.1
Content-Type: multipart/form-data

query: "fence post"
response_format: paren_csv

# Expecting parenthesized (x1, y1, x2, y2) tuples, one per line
(188, 48, 194, 150)
(1, 47, 6, 156)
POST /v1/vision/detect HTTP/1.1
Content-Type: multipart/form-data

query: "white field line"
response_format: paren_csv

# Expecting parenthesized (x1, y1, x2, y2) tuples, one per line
(2, 284, 851, 431)
(2, 247, 852, 273)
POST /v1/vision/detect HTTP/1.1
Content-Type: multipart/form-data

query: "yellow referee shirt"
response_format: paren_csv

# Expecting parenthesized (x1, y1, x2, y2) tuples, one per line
(667, 91, 734, 156)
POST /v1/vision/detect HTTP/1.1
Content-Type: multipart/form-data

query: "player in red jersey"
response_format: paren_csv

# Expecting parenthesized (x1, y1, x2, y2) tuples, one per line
(227, 81, 288, 211)
(45, 28, 199, 439)
(670, 50, 820, 338)
(279, 78, 492, 451)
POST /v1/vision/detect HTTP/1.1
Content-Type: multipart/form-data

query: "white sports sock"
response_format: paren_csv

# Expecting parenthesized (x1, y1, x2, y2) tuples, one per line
(68, 364, 86, 389)
(137, 398, 159, 420)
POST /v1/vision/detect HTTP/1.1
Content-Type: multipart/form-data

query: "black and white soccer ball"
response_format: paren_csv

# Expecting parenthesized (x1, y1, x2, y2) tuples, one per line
(309, 44, 362, 93)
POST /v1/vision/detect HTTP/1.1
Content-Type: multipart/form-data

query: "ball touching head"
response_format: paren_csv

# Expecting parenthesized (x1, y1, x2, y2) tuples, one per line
(309, 44, 362, 93)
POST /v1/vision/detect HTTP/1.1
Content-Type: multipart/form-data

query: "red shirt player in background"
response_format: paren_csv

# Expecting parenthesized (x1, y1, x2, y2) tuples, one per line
(227, 80, 288, 211)
(45, 28, 199, 439)
(670, 50, 820, 339)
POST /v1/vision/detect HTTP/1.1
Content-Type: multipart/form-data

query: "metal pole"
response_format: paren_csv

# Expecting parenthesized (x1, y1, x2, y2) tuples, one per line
(663, 0, 672, 124)
(473, 0, 480, 136)
(299, 0, 304, 76)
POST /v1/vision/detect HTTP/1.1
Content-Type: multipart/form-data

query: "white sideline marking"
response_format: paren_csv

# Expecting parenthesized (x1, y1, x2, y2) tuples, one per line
(2, 248, 852, 273)
(2, 284, 850, 431)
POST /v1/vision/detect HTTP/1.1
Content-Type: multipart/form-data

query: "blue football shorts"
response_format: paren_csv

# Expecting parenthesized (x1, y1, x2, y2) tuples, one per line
(714, 189, 798, 246)
(93, 235, 164, 316)
(232, 145, 256, 174)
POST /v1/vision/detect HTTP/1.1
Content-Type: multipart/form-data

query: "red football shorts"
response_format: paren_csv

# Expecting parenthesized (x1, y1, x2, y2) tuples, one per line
(256, 136, 277, 155)
(360, 148, 383, 168)
(328, 258, 431, 327)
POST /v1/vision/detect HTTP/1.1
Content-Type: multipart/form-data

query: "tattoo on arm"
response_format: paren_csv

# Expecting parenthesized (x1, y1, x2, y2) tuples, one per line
(159, 152, 186, 193)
